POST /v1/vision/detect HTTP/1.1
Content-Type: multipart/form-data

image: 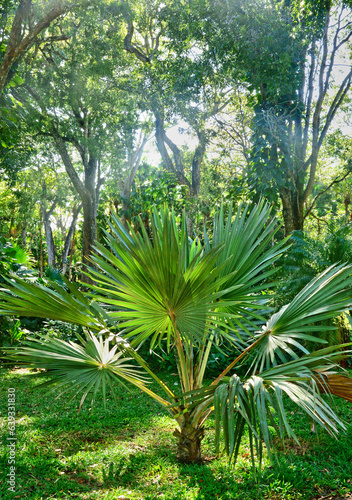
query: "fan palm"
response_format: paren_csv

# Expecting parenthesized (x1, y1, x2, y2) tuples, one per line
(2, 201, 352, 466)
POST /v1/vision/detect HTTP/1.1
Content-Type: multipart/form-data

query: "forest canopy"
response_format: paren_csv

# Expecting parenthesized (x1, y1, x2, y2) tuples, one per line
(0, 0, 352, 273)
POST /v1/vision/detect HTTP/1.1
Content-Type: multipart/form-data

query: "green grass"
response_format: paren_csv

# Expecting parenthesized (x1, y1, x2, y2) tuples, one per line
(1, 367, 352, 500)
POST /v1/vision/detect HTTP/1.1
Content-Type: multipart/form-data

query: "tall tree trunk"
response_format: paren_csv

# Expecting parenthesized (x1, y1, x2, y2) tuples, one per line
(42, 216, 56, 269)
(81, 155, 98, 279)
(280, 188, 294, 236)
(120, 190, 130, 228)
(191, 130, 206, 197)
(61, 204, 82, 275)
(173, 421, 205, 464)
(81, 194, 97, 274)
(280, 186, 304, 236)
(39, 223, 43, 278)
(69, 228, 76, 281)
(41, 199, 57, 270)
(292, 190, 304, 232)
(154, 110, 191, 188)
(20, 223, 28, 247)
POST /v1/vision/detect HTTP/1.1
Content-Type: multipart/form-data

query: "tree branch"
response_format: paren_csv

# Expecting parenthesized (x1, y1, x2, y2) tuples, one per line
(123, 20, 150, 63)
(0, 0, 69, 93)
(50, 127, 87, 200)
(304, 169, 352, 219)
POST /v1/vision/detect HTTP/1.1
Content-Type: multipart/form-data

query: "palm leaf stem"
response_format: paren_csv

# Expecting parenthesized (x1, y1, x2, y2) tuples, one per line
(211, 333, 267, 386)
(195, 332, 215, 389)
(185, 339, 194, 393)
(174, 328, 192, 395)
(190, 402, 214, 428)
(124, 349, 180, 414)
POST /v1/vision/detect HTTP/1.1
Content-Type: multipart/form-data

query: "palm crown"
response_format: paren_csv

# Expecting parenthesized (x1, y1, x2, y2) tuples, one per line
(2, 201, 352, 466)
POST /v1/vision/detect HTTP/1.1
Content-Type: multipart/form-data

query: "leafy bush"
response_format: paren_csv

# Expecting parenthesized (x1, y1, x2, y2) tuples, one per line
(0, 236, 33, 280)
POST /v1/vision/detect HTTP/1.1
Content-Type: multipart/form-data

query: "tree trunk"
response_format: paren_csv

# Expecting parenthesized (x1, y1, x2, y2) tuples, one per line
(20, 222, 28, 247)
(292, 206, 304, 231)
(42, 217, 56, 269)
(173, 421, 205, 464)
(39, 224, 43, 278)
(191, 130, 206, 197)
(280, 187, 304, 236)
(61, 204, 82, 275)
(41, 199, 57, 270)
(81, 155, 98, 279)
(120, 191, 130, 228)
(154, 110, 191, 188)
(81, 194, 97, 275)
(280, 189, 294, 236)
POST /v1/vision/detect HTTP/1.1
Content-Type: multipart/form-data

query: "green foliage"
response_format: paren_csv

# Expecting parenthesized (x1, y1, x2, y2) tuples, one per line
(0, 236, 33, 279)
(0, 237, 35, 351)
(274, 226, 352, 357)
(1, 368, 352, 499)
(39, 319, 84, 343)
(107, 163, 239, 245)
(277, 223, 352, 305)
(10, 331, 149, 410)
(2, 202, 352, 472)
(126, 167, 189, 226)
(0, 316, 30, 351)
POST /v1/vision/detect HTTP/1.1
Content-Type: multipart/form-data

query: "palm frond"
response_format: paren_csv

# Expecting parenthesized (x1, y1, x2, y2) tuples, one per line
(213, 367, 347, 470)
(314, 371, 352, 403)
(0, 276, 108, 331)
(206, 200, 288, 293)
(203, 200, 289, 333)
(3, 331, 171, 409)
(179, 340, 352, 468)
(86, 209, 230, 349)
(84, 203, 289, 350)
(247, 265, 352, 373)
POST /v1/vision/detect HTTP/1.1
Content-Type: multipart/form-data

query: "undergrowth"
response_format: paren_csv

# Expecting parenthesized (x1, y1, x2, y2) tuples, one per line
(1, 368, 352, 500)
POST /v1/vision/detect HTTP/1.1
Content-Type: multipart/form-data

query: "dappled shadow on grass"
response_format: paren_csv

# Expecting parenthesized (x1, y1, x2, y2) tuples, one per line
(2, 369, 352, 500)
(1, 366, 167, 428)
(2, 427, 352, 500)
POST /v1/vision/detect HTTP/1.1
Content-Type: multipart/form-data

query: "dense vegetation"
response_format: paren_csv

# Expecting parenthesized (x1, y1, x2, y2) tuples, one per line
(1, 0, 352, 499)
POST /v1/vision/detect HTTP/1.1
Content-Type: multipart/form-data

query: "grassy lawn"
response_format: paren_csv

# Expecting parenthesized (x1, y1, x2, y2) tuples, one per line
(1, 367, 352, 500)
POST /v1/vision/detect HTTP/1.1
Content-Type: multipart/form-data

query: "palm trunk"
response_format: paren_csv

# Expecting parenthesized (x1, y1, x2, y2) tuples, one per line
(173, 421, 205, 463)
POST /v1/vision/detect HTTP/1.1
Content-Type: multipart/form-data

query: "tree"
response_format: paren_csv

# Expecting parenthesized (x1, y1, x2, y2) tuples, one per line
(0, 0, 85, 95)
(2, 202, 352, 466)
(0, 149, 82, 273)
(36, 155, 82, 273)
(252, 1, 352, 234)
(120, 0, 231, 197)
(187, 0, 352, 234)
(16, 1, 147, 274)
(117, 132, 149, 227)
